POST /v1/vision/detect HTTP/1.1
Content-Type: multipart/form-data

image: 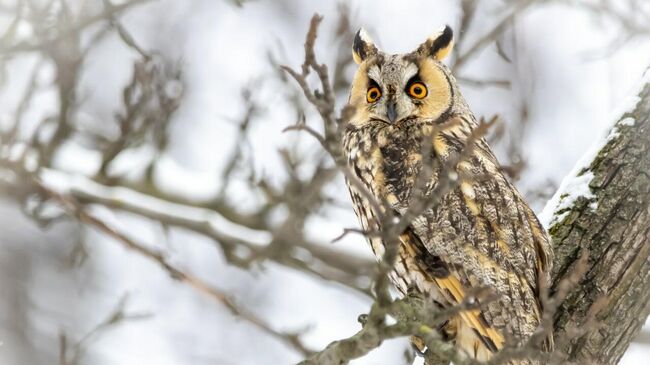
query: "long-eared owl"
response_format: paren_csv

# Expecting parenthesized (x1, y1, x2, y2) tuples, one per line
(342, 26, 553, 363)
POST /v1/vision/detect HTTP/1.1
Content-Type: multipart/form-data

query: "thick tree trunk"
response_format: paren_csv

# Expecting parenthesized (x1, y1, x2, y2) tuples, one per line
(543, 72, 650, 364)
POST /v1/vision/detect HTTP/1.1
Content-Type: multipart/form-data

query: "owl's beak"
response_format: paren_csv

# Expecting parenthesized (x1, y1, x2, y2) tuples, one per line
(386, 101, 398, 123)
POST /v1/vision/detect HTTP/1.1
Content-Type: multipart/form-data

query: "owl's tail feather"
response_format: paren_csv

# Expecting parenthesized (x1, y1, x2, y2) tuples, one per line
(431, 274, 505, 353)
(455, 316, 497, 361)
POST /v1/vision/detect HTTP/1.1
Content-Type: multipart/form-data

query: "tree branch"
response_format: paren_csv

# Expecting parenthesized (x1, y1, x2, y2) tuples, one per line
(31, 176, 315, 357)
(543, 71, 650, 364)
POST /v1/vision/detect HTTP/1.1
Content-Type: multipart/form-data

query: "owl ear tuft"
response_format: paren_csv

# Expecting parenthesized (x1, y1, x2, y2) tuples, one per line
(352, 28, 379, 64)
(417, 25, 454, 61)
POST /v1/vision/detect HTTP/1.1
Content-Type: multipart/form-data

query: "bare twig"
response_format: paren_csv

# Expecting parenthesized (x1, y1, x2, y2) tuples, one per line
(59, 294, 150, 365)
(0, 0, 156, 54)
(453, 0, 535, 72)
(33, 177, 315, 357)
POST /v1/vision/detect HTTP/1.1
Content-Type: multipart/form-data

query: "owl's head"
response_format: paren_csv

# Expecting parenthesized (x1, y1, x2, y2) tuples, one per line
(347, 26, 458, 127)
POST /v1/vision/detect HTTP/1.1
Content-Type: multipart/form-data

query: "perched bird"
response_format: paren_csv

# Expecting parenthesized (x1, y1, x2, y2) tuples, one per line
(342, 26, 553, 363)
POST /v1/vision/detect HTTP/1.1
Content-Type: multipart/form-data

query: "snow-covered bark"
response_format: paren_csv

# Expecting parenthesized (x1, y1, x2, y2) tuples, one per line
(542, 71, 650, 364)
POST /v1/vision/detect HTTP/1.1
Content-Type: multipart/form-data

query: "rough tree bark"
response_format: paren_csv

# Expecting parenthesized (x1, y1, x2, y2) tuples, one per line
(544, 72, 650, 365)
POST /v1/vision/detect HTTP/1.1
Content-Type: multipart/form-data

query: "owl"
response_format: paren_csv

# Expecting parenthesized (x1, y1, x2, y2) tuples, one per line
(343, 26, 553, 363)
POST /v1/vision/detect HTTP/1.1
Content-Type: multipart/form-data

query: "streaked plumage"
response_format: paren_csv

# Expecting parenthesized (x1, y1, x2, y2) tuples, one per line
(343, 26, 553, 363)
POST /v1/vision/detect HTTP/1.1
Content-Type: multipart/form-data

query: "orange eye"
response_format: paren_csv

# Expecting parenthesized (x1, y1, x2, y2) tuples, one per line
(366, 86, 381, 103)
(408, 82, 427, 99)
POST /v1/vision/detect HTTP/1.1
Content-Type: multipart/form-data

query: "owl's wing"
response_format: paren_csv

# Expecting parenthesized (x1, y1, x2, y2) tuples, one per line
(404, 131, 552, 350)
(400, 228, 505, 353)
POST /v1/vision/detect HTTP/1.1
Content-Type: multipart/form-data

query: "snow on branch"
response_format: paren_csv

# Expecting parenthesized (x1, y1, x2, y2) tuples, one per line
(539, 69, 650, 229)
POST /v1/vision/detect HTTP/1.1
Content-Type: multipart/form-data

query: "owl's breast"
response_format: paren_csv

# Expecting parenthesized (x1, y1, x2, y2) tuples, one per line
(374, 127, 431, 209)
(343, 123, 437, 211)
